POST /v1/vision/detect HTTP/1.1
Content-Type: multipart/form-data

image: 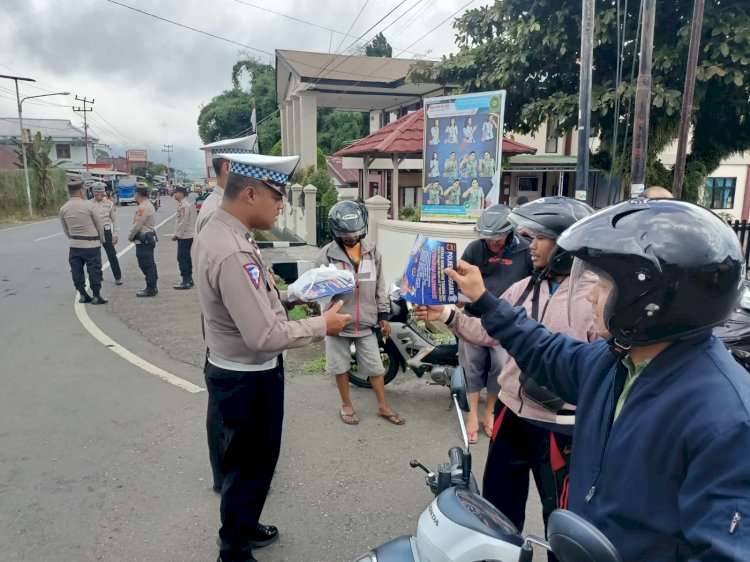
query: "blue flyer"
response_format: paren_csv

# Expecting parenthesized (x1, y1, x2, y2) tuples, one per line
(299, 278, 355, 301)
(400, 235, 459, 305)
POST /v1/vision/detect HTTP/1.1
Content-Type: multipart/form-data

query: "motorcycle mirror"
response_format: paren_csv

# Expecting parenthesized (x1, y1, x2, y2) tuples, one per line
(450, 367, 470, 412)
(547, 510, 622, 562)
(390, 276, 403, 301)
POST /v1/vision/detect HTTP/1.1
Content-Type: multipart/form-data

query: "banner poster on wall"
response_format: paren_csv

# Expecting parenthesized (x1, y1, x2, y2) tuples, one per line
(421, 90, 506, 222)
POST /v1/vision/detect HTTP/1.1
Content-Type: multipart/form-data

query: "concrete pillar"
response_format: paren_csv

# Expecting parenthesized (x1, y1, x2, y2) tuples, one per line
(303, 183, 318, 246)
(364, 195, 391, 246)
(290, 183, 303, 209)
(391, 154, 400, 220)
(284, 101, 294, 156)
(278, 103, 287, 156)
(298, 91, 318, 170)
(291, 95, 301, 160)
(369, 110, 382, 134)
(337, 188, 357, 202)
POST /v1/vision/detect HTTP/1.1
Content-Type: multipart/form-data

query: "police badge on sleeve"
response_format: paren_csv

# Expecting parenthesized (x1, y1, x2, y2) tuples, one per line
(243, 262, 262, 288)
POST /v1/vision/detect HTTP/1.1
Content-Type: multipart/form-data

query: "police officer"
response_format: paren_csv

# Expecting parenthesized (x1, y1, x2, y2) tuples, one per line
(171, 185, 196, 289)
(91, 182, 122, 285)
(193, 153, 350, 562)
(196, 135, 258, 234)
(196, 135, 258, 495)
(128, 185, 158, 297)
(60, 179, 107, 304)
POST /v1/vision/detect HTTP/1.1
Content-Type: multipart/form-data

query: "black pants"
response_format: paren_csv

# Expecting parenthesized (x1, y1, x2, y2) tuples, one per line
(103, 229, 121, 280)
(69, 247, 103, 293)
(205, 354, 225, 490)
(176, 238, 193, 279)
(205, 359, 284, 560)
(483, 404, 572, 562)
(135, 242, 158, 289)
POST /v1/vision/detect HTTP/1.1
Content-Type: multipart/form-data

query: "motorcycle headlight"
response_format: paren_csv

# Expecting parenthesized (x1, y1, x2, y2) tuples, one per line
(351, 552, 377, 562)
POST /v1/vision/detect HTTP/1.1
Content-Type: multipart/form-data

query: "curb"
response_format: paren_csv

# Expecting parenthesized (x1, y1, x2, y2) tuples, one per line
(257, 240, 307, 248)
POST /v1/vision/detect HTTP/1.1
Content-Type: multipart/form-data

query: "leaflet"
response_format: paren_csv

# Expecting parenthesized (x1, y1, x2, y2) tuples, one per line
(400, 235, 459, 305)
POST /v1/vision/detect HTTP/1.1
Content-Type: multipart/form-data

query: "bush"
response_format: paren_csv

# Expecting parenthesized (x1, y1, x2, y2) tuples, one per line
(268, 140, 282, 156)
(399, 206, 421, 222)
(0, 168, 67, 218)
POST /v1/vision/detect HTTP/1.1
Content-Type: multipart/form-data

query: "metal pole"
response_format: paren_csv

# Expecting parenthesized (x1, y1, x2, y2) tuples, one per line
(628, 0, 657, 198)
(672, 0, 705, 199)
(15, 80, 34, 217)
(576, 0, 595, 200)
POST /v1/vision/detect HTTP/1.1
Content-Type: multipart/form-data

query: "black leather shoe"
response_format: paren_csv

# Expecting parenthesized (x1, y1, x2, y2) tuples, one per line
(114, 278, 123, 285)
(213, 484, 222, 494)
(79, 292, 92, 303)
(136, 288, 158, 297)
(187, 278, 194, 287)
(249, 523, 279, 547)
(173, 280, 191, 290)
(216, 555, 257, 562)
(91, 296, 108, 305)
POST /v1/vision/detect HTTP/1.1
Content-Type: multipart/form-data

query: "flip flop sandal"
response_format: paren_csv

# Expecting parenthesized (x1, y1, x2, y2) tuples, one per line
(484, 425, 493, 438)
(379, 412, 406, 425)
(468, 432, 478, 444)
(340, 410, 360, 425)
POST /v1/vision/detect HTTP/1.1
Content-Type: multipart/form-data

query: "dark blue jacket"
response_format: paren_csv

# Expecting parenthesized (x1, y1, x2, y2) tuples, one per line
(474, 291, 750, 561)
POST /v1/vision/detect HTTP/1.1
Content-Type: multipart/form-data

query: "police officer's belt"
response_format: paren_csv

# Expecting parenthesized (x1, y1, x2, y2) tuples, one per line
(71, 235, 100, 240)
(207, 354, 279, 372)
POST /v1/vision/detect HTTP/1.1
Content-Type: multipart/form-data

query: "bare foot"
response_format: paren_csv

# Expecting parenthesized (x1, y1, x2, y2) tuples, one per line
(466, 413, 479, 444)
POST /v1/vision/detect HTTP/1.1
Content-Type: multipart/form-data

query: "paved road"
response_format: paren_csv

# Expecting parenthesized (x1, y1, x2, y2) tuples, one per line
(0, 199, 544, 562)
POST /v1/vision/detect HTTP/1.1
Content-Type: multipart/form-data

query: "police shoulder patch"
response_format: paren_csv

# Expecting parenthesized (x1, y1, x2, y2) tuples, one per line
(243, 262, 261, 288)
(137, 208, 144, 216)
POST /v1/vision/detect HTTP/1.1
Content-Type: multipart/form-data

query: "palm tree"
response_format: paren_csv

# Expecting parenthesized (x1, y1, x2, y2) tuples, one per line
(14, 132, 57, 208)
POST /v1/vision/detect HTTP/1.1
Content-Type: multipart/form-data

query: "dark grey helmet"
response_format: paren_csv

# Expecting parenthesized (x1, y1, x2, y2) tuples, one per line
(328, 200, 368, 239)
(475, 204, 513, 239)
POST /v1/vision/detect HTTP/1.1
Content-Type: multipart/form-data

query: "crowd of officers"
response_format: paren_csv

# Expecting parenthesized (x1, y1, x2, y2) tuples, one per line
(59, 180, 197, 301)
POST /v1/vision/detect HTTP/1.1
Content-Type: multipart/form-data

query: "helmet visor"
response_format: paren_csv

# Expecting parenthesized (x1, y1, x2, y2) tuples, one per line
(509, 214, 558, 239)
(568, 258, 615, 339)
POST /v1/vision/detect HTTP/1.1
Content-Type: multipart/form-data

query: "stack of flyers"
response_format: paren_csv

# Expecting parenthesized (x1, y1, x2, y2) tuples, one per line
(400, 234, 459, 304)
(300, 277, 355, 301)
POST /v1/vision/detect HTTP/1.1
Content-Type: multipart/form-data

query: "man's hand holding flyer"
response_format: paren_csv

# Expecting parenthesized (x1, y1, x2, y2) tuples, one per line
(399, 234, 459, 304)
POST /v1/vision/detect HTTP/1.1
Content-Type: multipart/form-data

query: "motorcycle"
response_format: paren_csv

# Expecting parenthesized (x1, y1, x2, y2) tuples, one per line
(149, 191, 161, 211)
(347, 282, 460, 389)
(715, 282, 750, 372)
(351, 368, 622, 562)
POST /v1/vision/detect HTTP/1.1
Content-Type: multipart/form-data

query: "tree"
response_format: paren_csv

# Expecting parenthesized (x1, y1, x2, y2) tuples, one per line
(130, 161, 167, 181)
(317, 109, 366, 154)
(366, 32, 393, 58)
(14, 132, 57, 208)
(408, 0, 750, 201)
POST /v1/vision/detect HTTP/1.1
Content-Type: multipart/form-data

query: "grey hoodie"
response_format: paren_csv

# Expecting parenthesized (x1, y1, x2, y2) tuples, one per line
(315, 239, 389, 337)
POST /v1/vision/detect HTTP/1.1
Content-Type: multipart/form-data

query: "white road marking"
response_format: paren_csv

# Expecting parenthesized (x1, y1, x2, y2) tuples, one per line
(34, 232, 63, 242)
(74, 212, 204, 394)
(0, 217, 57, 233)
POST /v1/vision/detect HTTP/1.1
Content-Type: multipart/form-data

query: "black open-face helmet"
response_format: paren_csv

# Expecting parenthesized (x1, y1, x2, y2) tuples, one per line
(328, 200, 368, 246)
(510, 197, 594, 275)
(561, 198, 745, 346)
(475, 204, 513, 240)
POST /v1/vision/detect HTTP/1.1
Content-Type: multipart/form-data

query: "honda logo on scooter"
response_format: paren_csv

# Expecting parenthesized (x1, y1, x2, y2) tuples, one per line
(428, 505, 439, 527)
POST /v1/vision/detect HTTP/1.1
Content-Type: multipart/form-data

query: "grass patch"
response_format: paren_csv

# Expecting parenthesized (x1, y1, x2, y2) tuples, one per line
(289, 305, 308, 320)
(303, 356, 327, 372)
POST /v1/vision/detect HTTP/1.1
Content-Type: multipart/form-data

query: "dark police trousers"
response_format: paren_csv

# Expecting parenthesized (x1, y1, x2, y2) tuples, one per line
(205, 357, 284, 560)
(205, 353, 225, 490)
(484, 403, 572, 562)
(69, 247, 103, 292)
(103, 229, 122, 280)
(176, 238, 193, 279)
(135, 241, 158, 290)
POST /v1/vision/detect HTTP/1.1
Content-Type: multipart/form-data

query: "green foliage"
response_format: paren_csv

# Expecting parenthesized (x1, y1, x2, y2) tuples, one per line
(303, 356, 327, 372)
(366, 32, 393, 58)
(288, 306, 309, 321)
(317, 109, 366, 154)
(130, 161, 167, 179)
(408, 0, 750, 202)
(0, 168, 67, 218)
(399, 206, 421, 222)
(13, 133, 60, 209)
(269, 140, 282, 156)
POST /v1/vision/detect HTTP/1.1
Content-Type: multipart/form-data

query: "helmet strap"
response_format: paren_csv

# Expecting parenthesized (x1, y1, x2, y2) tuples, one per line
(609, 338, 632, 357)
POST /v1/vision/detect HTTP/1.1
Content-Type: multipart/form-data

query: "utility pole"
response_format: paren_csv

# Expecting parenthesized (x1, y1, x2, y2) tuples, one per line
(163, 144, 174, 187)
(672, 0, 705, 200)
(628, 0, 657, 198)
(575, 0, 595, 200)
(73, 96, 95, 170)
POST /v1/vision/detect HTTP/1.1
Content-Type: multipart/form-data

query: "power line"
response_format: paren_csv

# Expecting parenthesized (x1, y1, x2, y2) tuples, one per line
(332, 1, 369, 55)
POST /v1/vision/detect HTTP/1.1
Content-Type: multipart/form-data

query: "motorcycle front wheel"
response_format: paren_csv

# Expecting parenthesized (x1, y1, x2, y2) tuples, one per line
(348, 342, 400, 388)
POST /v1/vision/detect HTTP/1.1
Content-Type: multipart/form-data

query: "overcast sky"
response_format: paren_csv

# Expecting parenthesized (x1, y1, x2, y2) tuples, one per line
(0, 0, 473, 176)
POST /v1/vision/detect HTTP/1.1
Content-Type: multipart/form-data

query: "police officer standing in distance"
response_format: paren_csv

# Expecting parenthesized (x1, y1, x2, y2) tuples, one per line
(193, 153, 351, 562)
(171, 185, 196, 290)
(60, 179, 108, 304)
(91, 182, 122, 285)
(128, 185, 158, 297)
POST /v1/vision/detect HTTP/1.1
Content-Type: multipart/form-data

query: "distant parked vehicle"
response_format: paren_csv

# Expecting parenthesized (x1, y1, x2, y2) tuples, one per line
(195, 191, 209, 212)
(115, 175, 138, 206)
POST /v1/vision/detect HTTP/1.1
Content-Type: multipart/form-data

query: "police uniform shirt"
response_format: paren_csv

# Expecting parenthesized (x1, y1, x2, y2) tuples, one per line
(92, 197, 118, 235)
(174, 198, 197, 239)
(60, 198, 105, 249)
(128, 200, 156, 242)
(195, 186, 224, 235)
(193, 207, 326, 367)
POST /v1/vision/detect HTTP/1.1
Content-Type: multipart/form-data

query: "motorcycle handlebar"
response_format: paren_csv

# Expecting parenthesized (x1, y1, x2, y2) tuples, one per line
(448, 446, 463, 471)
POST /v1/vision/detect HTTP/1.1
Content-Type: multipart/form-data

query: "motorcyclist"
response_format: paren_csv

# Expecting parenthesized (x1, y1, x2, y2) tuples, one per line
(459, 204, 532, 442)
(434, 199, 750, 561)
(417, 197, 597, 561)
